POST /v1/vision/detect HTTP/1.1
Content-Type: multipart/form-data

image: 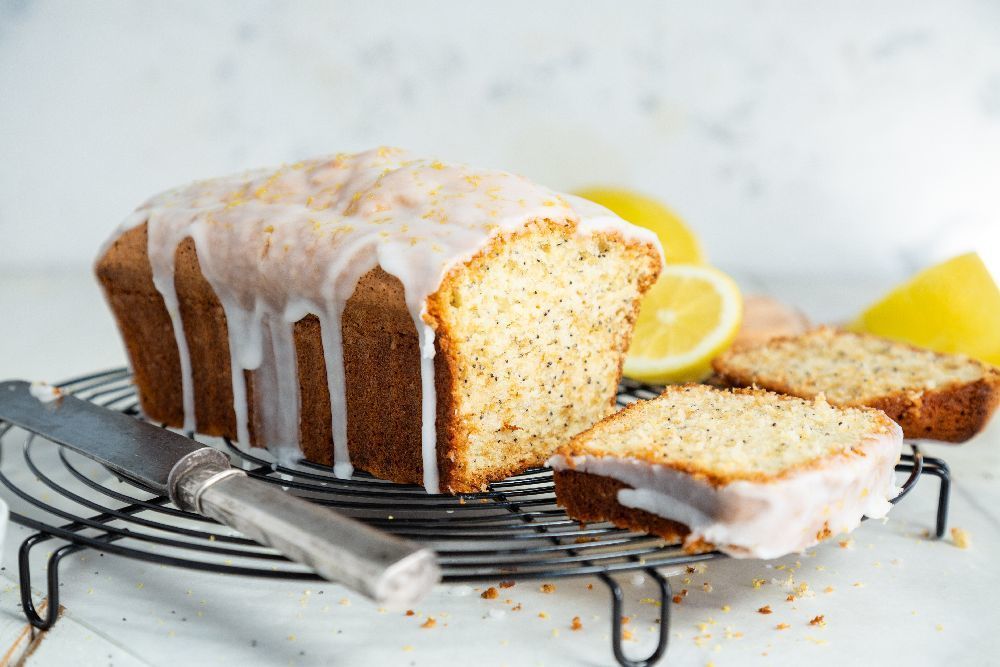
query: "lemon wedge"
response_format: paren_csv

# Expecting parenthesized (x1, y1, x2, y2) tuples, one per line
(574, 187, 705, 265)
(850, 252, 1000, 366)
(625, 264, 743, 384)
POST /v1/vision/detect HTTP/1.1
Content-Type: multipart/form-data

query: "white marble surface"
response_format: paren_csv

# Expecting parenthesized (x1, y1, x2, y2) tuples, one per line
(2, 0, 1000, 278)
(0, 269, 997, 666)
(2, 2, 1000, 663)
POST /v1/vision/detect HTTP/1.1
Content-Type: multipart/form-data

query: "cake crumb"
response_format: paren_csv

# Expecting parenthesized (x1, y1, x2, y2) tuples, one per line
(405, 610, 414, 616)
(839, 538, 854, 549)
(622, 629, 634, 641)
(339, 598, 350, 606)
(621, 616, 631, 625)
(853, 582, 865, 588)
(776, 623, 790, 630)
(571, 616, 583, 631)
(758, 605, 773, 615)
(752, 578, 767, 589)
(702, 582, 713, 593)
(587, 583, 594, 590)
(540, 583, 556, 594)
(809, 615, 826, 627)
(421, 617, 436, 629)
(402, 645, 414, 652)
(672, 595, 684, 604)
(786, 594, 795, 602)
(499, 580, 516, 589)
(538, 611, 549, 619)
(951, 527, 971, 549)
(721, 605, 731, 613)
(824, 586, 835, 594)
(481, 587, 499, 599)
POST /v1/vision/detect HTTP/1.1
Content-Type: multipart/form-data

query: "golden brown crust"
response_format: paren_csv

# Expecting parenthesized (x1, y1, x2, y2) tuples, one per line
(553, 469, 690, 544)
(97, 223, 442, 482)
(553, 384, 898, 487)
(713, 329, 1000, 443)
(861, 375, 1000, 443)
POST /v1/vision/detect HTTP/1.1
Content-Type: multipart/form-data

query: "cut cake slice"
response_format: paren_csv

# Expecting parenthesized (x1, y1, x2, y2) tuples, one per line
(548, 384, 902, 559)
(713, 327, 1000, 442)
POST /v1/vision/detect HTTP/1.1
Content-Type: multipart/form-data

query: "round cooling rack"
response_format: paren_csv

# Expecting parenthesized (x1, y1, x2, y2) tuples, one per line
(0, 369, 952, 667)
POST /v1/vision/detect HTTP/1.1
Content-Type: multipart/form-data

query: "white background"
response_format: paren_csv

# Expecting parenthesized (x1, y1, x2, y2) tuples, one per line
(1, 0, 999, 278)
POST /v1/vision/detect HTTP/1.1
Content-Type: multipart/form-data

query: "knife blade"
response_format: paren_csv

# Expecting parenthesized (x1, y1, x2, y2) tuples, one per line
(0, 380, 439, 608)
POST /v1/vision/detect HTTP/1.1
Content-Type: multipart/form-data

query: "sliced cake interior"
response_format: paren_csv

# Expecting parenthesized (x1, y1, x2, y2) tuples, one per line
(427, 219, 660, 490)
(549, 384, 903, 559)
(713, 327, 1000, 442)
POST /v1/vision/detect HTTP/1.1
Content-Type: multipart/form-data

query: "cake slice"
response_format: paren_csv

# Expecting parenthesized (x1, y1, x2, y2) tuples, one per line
(548, 385, 902, 559)
(713, 327, 1000, 442)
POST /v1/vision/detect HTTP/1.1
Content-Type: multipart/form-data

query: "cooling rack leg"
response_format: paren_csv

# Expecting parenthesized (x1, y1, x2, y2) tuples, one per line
(598, 568, 671, 667)
(17, 533, 83, 630)
(921, 456, 951, 539)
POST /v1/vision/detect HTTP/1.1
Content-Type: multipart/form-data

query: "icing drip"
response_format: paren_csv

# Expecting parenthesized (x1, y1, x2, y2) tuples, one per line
(146, 211, 199, 432)
(105, 148, 660, 493)
(418, 327, 438, 494)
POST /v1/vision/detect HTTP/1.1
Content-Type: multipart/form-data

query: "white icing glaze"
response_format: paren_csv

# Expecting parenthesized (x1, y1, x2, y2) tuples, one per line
(103, 147, 660, 493)
(548, 423, 903, 559)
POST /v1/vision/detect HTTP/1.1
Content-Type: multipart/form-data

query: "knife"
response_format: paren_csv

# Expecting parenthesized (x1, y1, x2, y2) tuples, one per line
(0, 380, 439, 609)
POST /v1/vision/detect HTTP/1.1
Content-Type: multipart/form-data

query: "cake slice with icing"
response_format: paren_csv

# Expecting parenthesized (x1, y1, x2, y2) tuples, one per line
(548, 384, 902, 558)
(95, 148, 662, 493)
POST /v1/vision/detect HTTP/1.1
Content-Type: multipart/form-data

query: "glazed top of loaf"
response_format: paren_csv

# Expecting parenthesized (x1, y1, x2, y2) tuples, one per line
(106, 146, 660, 316)
(100, 147, 662, 493)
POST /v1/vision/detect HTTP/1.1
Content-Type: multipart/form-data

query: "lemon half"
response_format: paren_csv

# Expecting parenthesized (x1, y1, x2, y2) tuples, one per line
(625, 264, 743, 384)
(850, 252, 1000, 366)
(574, 187, 705, 265)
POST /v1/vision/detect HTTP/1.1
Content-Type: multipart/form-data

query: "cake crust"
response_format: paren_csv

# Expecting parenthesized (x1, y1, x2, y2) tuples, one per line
(552, 469, 690, 544)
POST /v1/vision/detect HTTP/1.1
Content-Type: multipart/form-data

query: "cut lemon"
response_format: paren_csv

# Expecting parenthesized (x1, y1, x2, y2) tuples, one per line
(574, 187, 705, 265)
(625, 265, 743, 384)
(850, 252, 1000, 366)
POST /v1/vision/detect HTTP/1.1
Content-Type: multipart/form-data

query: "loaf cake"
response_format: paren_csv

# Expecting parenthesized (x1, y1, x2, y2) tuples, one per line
(713, 327, 1000, 442)
(549, 385, 903, 558)
(95, 148, 662, 493)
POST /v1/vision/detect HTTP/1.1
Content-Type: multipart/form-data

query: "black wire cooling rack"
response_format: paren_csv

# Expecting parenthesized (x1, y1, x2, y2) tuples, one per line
(0, 369, 951, 667)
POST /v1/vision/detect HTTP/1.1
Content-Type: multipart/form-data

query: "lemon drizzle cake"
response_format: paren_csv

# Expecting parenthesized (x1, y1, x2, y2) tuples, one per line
(548, 385, 903, 558)
(96, 148, 662, 493)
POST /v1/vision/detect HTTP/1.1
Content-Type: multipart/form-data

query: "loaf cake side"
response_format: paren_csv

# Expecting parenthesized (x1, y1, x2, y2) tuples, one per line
(97, 217, 659, 492)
